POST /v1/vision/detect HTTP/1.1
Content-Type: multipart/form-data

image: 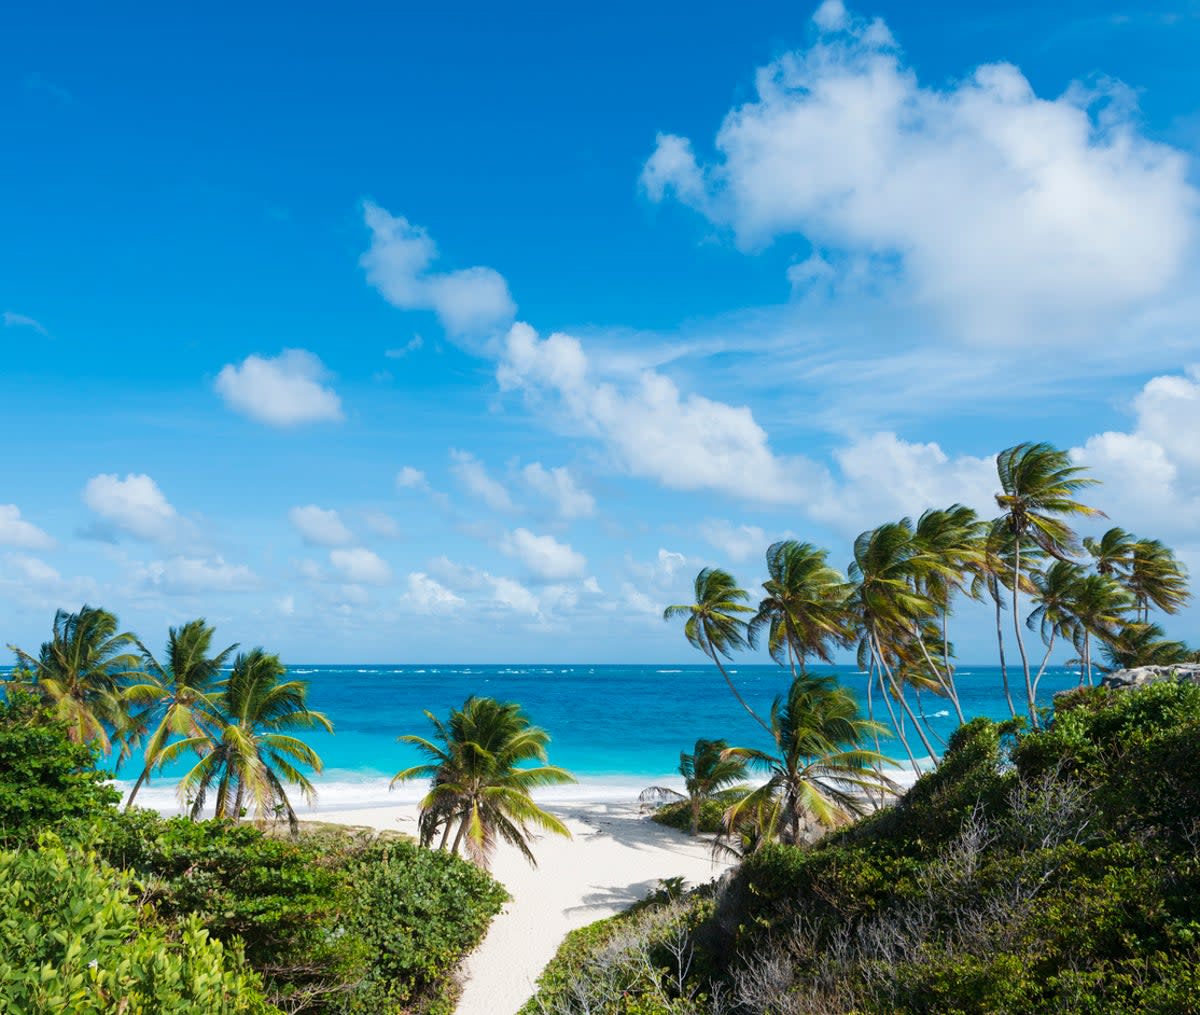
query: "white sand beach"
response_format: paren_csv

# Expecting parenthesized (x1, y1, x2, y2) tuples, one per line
(128, 779, 735, 1014)
(315, 794, 733, 1015)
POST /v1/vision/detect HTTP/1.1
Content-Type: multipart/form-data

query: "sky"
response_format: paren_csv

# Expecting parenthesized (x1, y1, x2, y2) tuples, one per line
(2, 0, 1199, 663)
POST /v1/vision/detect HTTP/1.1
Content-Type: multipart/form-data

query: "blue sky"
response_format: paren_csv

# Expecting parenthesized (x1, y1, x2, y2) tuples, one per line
(2, 0, 1199, 662)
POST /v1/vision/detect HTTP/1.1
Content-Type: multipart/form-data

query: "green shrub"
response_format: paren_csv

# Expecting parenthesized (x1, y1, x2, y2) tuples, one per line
(345, 840, 509, 1012)
(0, 838, 272, 1013)
(0, 691, 119, 844)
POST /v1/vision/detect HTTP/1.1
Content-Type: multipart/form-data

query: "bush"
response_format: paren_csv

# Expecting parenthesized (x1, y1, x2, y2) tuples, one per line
(345, 840, 509, 1013)
(0, 691, 119, 844)
(0, 838, 272, 1013)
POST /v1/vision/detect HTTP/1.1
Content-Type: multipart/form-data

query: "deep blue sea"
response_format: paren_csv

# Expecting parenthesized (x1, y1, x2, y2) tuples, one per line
(98, 663, 1083, 808)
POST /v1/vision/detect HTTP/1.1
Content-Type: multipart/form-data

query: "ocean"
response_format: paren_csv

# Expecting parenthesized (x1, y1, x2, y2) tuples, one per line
(101, 663, 1085, 811)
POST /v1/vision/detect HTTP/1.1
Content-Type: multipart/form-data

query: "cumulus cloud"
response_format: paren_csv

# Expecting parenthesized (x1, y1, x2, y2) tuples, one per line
(395, 466, 429, 491)
(139, 556, 259, 594)
(641, 3, 1198, 345)
(215, 349, 343, 426)
(428, 555, 547, 618)
(1072, 365, 1200, 537)
(288, 505, 354, 546)
(499, 322, 826, 504)
(523, 462, 595, 519)
(809, 432, 997, 536)
(404, 571, 464, 613)
(83, 473, 182, 543)
(362, 511, 400, 538)
(329, 547, 393, 585)
(698, 519, 768, 563)
(361, 202, 516, 336)
(450, 450, 515, 512)
(501, 528, 587, 581)
(0, 505, 54, 550)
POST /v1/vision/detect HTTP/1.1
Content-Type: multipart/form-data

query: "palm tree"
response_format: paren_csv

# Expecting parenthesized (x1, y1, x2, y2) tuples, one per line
(1069, 574, 1132, 685)
(121, 619, 237, 810)
(1025, 561, 1084, 705)
(8, 605, 142, 753)
(994, 442, 1102, 726)
(723, 674, 895, 846)
(1083, 527, 1136, 578)
(911, 505, 984, 723)
(665, 569, 769, 735)
(174, 649, 332, 832)
(1100, 621, 1191, 671)
(393, 696, 575, 868)
(640, 738, 751, 835)
(846, 520, 940, 771)
(749, 541, 852, 679)
(1125, 539, 1189, 623)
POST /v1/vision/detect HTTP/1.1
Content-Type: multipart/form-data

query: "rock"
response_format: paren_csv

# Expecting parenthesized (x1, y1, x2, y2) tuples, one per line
(1101, 664, 1200, 690)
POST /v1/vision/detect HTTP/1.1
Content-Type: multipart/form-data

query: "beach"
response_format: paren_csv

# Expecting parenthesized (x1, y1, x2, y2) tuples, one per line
(130, 779, 734, 1014)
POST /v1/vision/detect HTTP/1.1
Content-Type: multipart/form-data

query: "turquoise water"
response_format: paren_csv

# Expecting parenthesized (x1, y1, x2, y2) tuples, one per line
(108, 663, 1082, 788)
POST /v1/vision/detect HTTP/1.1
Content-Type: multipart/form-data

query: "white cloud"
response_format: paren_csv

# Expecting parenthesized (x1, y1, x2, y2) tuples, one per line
(362, 511, 400, 538)
(83, 473, 181, 543)
(3, 311, 49, 336)
(1072, 365, 1200, 536)
(450, 449, 515, 511)
(499, 322, 825, 504)
(277, 595, 296, 616)
(139, 556, 259, 594)
(215, 349, 343, 426)
(699, 519, 768, 563)
(488, 574, 541, 615)
(329, 547, 393, 585)
(5, 553, 62, 586)
(501, 528, 587, 581)
(361, 203, 516, 336)
(523, 462, 595, 519)
(288, 505, 354, 546)
(396, 466, 429, 491)
(0, 505, 54, 550)
(385, 335, 424, 358)
(641, 4, 1198, 346)
(403, 572, 464, 613)
(810, 432, 997, 535)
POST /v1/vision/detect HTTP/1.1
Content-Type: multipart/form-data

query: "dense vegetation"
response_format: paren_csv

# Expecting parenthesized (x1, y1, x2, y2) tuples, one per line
(0, 692, 508, 1013)
(529, 680, 1200, 1014)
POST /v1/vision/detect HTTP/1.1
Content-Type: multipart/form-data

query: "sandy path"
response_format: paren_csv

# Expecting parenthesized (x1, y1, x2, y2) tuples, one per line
(315, 798, 731, 1015)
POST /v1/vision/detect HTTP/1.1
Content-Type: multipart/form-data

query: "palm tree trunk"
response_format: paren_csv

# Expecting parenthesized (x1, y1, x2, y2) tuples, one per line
(124, 765, 151, 811)
(915, 632, 963, 725)
(994, 589, 1017, 719)
(1031, 630, 1056, 703)
(1085, 632, 1093, 686)
(1011, 542, 1038, 729)
(233, 783, 245, 822)
(914, 690, 948, 749)
(451, 809, 472, 855)
(214, 770, 231, 820)
(690, 797, 701, 836)
(437, 817, 453, 851)
(869, 633, 920, 775)
(940, 609, 964, 723)
(710, 649, 773, 737)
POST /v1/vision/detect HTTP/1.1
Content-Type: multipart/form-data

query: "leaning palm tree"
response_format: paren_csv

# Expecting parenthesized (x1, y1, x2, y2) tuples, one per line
(665, 569, 769, 735)
(122, 619, 237, 810)
(994, 442, 1102, 726)
(8, 605, 142, 753)
(640, 738, 751, 835)
(1025, 561, 1084, 706)
(393, 696, 575, 868)
(1125, 539, 1190, 623)
(911, 505, 984, 723)
(1069, 574, 1132, 686)
(1100, 621, 1192, 671)
(1083, 527, 1137, 579)
(724, 674, 896, 846)
(174, 649, 332, 832)
(846, 520, 940, 771)
(749, 541, 852, 678)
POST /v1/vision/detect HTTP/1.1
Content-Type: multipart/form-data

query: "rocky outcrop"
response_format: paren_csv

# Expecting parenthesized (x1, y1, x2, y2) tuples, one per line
(1101, 664, 1200, 690)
